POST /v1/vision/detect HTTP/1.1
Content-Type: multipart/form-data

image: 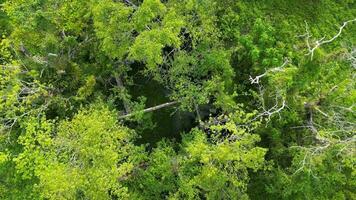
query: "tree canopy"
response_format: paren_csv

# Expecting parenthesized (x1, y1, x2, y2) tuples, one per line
(0, 0, 355, 199)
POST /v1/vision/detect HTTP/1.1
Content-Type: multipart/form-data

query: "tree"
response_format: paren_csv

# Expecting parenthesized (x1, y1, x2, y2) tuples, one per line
(126, 109, 267, 199)
(9, 102, 143, 199)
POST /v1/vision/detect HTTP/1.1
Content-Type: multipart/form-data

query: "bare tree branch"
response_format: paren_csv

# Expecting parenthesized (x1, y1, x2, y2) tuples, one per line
(252, 96, 286, 123)
(249, 58, 289, 84)
(345, 47, 356, 69)
(303, 19, 356, 60)
(118, 101, 178, 119)
(122, 0, 137, 9)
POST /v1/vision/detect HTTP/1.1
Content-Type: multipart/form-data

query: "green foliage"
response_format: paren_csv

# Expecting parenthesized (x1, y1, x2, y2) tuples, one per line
(127, 124, 266, 199)
(38, 103, 138, 199)
(1, 0, 355, 199)
(125, 109, 266, 199)
(92, 0, 133, 59)
(7, 103, 142, 199)
(133, 0, 166, 31)
(129, 10, 184, 72)
(75, 75, 96, 100)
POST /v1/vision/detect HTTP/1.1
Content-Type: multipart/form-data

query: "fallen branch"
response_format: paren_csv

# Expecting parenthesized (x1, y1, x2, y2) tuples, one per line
(118, 101, 178, 119)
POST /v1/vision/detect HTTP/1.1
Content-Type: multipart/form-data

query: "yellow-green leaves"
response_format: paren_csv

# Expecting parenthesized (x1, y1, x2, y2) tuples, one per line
(92, 0, 133, 59)
(128, 113, 266, 199)
(93, 0, 185, 76)
(14, 116, 54, 179)
(0, 151, 9, 164)
(168, 49, 235, 111)
(130, 28, 181, 70)
(12, 102, 139, 199)
(37, 163, 82, 200)
(0, 65, 48, 135)
(133, 0, 166, 31)
(48, 102, 136, 199)
(178, 127, 266, 199)
(76, 75, 96, 100)
(130, 9, 184, 72)
(55, 0, 91, 34)
(184, 129, 210, 163)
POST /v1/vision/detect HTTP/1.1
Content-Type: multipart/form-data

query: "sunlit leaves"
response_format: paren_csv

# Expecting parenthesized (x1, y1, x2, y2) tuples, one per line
(127, 112, 266, 199)
(11, 102, 141, 199)
(130, 10, 184, 72)
(92, 0, 133, 59)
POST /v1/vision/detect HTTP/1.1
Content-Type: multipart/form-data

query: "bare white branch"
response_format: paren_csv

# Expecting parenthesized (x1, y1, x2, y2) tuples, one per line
(303, 19, 356, 60)
(253, 97, 286, 123)
(118, 101, 178, 119)
(249, 58, 289, 84)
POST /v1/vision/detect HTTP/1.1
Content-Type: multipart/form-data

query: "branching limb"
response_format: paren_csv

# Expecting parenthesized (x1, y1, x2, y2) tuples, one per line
(248, 59, 289, 123)
(290, 136, 355, 176)
(249, 58, 289, 84)
(303, 19, 356, 60)
(252, 95, 286, 123)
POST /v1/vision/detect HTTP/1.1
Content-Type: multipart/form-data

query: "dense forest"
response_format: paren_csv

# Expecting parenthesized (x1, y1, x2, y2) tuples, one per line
(0, 0, 355, 199)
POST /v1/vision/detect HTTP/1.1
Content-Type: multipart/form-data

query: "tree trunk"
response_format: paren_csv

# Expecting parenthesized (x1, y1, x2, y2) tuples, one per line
(115, 76, 131, 114)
